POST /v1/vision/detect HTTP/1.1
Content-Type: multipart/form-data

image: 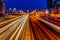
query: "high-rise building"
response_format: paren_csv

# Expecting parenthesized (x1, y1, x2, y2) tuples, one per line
(56, 0, 60, 12)
(56, 0, 60, 6)
(0, 0, 5, 16)
(47, 0, 60, 13)
(47, 0, 56, 8)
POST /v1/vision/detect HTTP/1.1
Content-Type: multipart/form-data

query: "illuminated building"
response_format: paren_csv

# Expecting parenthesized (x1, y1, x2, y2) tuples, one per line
(12, 8, 16, 12)
(47, 0, 60, 8)
(56, 0, 60, 12)
(8, 8, 12, 12)
(0, 0, 5, 16)
(47, 0, 60, 13)
(47, 0, 56, 8)
(56, 0, 60, 7)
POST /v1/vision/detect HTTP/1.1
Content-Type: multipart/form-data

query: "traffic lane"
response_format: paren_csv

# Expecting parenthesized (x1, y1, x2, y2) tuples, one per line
(31, 16, 60, 40)
(54, 19, 60, 22)
(42, 16, 60, 22)
(30, 16, 48, 40)
(0, 17, 24, 40)
(0, 16, 23, 28)
(9, 21, 23, 40)
(9, 15, 26, 40)
(34, 15, 60, 32)
(44, 18, 60, 26)
(30, 16, 60, 40)
(40, 17, 60, 26)
(15, 14, 30, 40)
(39, 20, 60, 37)
(21, 16, 34, 40)
(36, 16, 60, 33)
(29, 22, 35, 40)
(0, 15, 24, 34)
(0, 14, 27, 40)
(36, 17, 60, 33)
(35, 16, 60, 39)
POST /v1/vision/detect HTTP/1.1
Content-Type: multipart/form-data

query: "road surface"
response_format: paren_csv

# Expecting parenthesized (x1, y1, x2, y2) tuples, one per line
(0, 14, 60, 40)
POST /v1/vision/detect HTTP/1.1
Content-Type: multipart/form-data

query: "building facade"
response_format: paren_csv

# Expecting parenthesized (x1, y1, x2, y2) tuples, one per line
(47, 0, 60, 13)
(47, 0, 56, 8)
(0, 0, 5, 16)
(56, 0, 60, 12)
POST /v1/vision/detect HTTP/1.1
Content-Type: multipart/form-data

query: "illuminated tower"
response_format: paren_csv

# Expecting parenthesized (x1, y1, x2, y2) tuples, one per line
(0, 0, 5, 16)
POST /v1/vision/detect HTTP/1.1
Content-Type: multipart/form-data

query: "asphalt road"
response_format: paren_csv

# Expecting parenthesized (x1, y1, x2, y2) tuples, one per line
(29, 15, 60, 40)
(0, 14, 60, 40)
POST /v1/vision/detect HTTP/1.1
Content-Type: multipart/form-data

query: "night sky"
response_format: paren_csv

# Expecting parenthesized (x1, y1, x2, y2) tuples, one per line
(5, 0, 47, 11)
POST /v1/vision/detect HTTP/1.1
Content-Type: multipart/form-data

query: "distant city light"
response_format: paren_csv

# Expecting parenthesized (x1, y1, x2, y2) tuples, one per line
(46, 9, 49, 14)
(12, 8, 17, 12)
(9, 8, 12, 10)
(26, 10, 29, 12)
(9, 8, 12, 12)
(13, 8, 16, 10)
(19, 10, 22, 12)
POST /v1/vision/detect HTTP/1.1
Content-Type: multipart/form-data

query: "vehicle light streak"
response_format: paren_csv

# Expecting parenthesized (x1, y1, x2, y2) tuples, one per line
(30, 15, 60, 40)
